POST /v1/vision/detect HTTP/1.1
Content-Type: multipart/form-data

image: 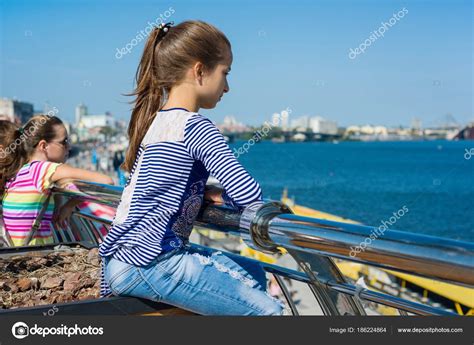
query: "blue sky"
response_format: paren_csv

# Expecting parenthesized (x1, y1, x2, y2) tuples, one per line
(0, 0, 472, 127)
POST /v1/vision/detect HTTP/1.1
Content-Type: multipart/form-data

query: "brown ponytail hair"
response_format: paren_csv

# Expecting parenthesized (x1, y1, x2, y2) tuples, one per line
(0, 115, 63, 196)
(123, 20, 231, 172)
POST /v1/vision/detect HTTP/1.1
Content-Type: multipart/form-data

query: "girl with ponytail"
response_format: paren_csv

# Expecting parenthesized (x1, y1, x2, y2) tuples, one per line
(100, 20, 285, 315)
(0, 115, 113, 246)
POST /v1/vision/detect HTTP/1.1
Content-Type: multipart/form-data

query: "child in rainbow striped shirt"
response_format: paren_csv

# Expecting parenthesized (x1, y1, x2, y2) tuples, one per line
(0, 115, 113, 246)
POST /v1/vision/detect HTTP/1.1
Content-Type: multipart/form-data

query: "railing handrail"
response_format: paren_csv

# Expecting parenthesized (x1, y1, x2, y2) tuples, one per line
(50, 180, 474, 288)
(58, 216, 459, 315)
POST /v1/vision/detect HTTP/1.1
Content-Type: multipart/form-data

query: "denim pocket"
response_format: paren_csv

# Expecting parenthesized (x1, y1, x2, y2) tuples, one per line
(107, 259, 141, 296)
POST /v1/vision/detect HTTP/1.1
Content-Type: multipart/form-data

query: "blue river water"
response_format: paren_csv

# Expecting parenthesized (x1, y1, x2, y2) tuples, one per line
(230, 140, 474, 242)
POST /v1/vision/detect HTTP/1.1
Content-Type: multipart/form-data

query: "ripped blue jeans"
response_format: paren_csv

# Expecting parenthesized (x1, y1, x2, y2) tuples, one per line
(103, 244, 285, 315)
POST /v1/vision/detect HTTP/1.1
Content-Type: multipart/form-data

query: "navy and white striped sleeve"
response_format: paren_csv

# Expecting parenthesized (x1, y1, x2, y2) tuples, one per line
(184, 115, 263, 207)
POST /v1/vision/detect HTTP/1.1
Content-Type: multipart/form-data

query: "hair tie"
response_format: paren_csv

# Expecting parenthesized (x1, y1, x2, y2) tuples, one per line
(152, 22, 174, 54)
(156, 22, 174, 38)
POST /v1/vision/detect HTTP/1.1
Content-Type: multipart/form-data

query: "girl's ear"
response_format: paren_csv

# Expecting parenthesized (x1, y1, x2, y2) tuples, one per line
(193, 61, 205, 85)
(36, 139, 48, 152)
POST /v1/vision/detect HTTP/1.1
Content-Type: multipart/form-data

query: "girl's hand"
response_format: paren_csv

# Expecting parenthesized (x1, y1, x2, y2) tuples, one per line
(204, 185, 224, 203)
(53, 200, 80, 229)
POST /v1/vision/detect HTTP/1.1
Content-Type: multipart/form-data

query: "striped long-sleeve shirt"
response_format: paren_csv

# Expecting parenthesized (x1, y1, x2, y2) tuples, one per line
(99, 108, 263, 297)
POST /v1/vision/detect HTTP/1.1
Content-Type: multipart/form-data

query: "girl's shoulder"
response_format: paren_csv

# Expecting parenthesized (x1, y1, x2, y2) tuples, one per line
(158, 107, 212, 124)
(143, 109, 211, 145)
(27, 160, 59, 175)
(184, 112, 220, 135)
(7, 160, 61, 191)
(186, 112, 211, 125)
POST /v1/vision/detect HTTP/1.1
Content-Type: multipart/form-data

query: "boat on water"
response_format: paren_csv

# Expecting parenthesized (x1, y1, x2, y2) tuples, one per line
(0, 181, 472, 316)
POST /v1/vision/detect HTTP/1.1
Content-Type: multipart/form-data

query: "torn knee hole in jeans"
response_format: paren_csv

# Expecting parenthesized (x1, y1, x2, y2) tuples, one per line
(263, 290, 290, 315)
(192, 252, 256, 288)
(192, 252, 290, 315)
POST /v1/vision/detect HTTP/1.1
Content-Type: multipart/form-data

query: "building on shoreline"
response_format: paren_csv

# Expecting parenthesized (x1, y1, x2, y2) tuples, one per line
(0, 98, 34, 124)
(75, 103, 118, 141)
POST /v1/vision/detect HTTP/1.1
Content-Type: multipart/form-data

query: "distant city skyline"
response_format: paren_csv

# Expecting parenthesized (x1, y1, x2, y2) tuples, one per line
(1, 0, 472, 127)
(0, 97, 468, 132)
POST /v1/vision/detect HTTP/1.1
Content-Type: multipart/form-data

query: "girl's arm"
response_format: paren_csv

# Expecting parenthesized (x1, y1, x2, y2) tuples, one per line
(51, 164, 114, 185)
(184, 115, 262, 208)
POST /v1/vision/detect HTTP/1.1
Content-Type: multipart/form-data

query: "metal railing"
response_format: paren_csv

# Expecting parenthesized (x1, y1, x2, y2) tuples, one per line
(2, 180, 473, 316)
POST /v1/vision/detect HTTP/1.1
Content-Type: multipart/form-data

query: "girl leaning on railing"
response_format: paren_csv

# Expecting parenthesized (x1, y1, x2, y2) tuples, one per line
(0, 116, 113, 246)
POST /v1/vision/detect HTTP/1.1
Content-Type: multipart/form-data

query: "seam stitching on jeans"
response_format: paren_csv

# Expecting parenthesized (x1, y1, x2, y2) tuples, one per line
(137, 267, 163, 300)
